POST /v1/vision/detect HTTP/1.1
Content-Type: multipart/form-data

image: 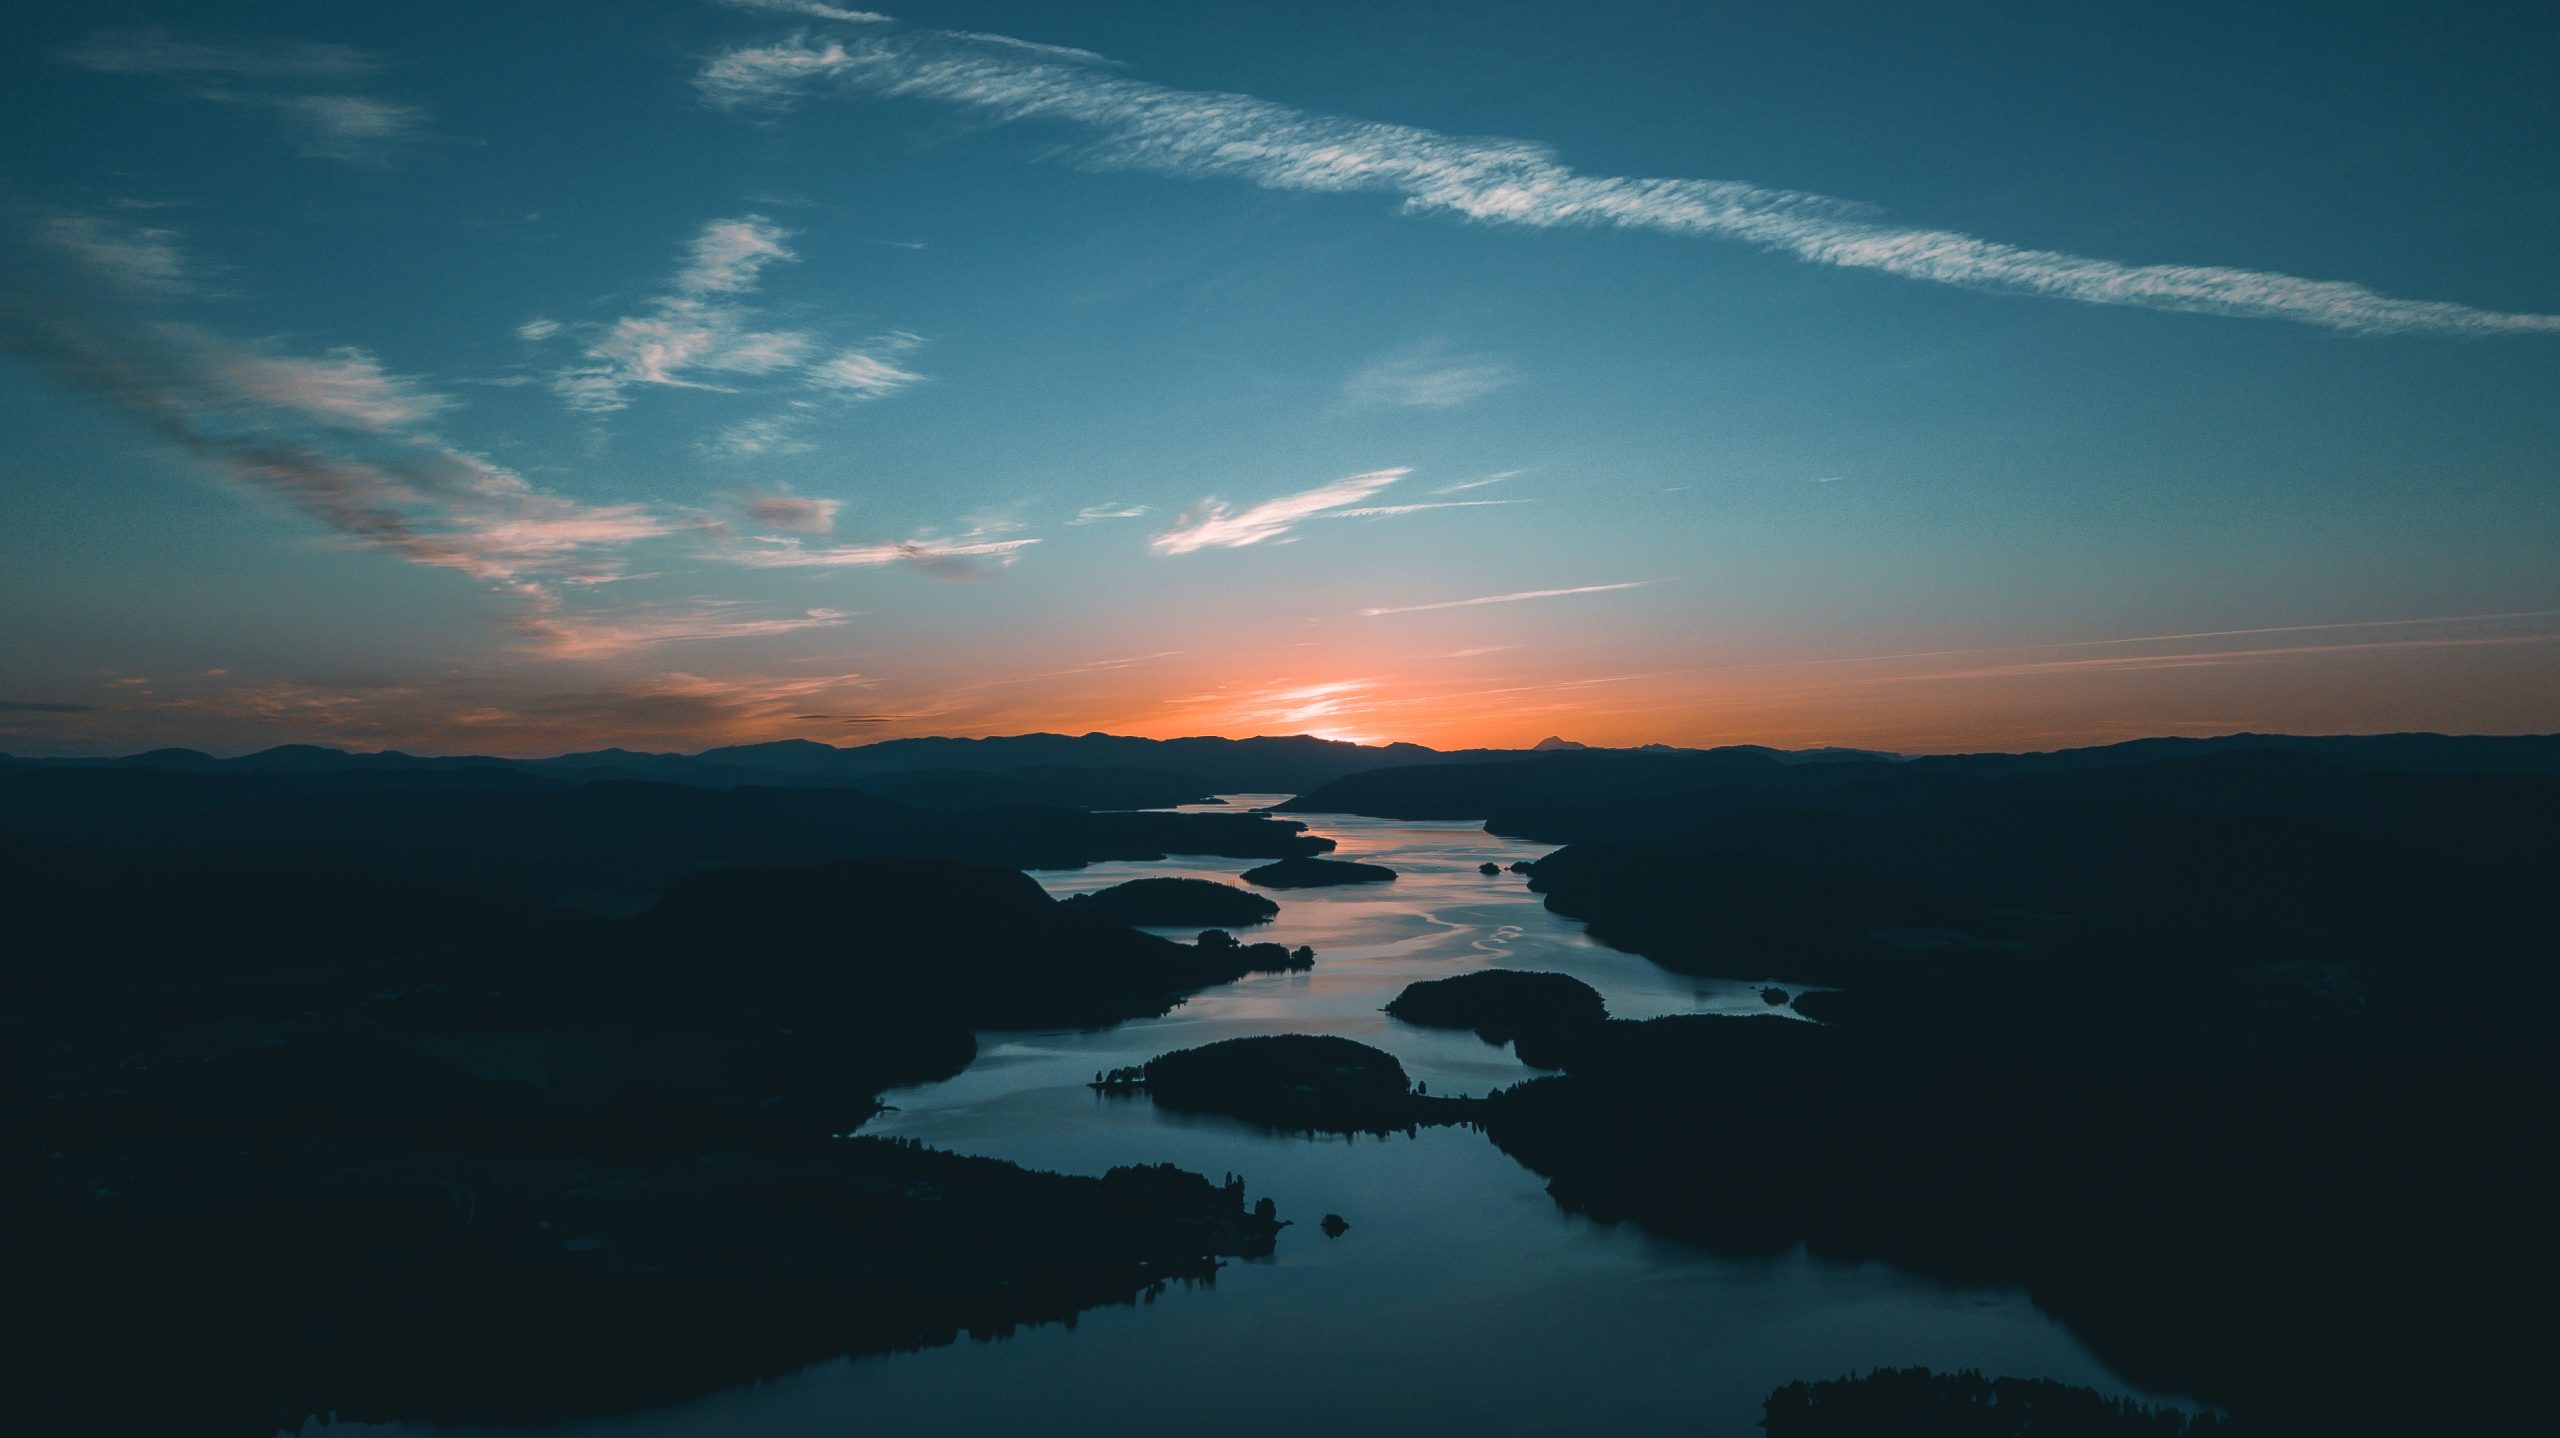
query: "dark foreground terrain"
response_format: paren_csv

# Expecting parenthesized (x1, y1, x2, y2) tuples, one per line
(1760, 1368, 2238, 1436)
(5, 731, 2555, 1435)
(1302, 733, 2560, 1435)
(0, 763, 1331, 1435)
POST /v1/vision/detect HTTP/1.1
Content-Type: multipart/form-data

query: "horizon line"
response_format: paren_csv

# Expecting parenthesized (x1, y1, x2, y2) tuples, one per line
(8, 724, 2557, 768)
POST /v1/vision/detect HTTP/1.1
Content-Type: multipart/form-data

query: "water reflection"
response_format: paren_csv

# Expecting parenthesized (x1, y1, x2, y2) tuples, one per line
(307, 799, 2188, 1438)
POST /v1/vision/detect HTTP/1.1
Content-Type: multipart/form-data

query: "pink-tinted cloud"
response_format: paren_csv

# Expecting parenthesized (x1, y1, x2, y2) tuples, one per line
(1151, 468, 1406, 554)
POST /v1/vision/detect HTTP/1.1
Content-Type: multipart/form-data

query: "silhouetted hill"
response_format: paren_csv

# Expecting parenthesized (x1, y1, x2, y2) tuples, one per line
(0, 767, 1331, 899)
(1920, 730, 2560, 777)
(3, 729, 1919, 802)
(1280, 746, 1813, 822)
(1281, 732, 2560, 835)
(697, 731, 1510, 792)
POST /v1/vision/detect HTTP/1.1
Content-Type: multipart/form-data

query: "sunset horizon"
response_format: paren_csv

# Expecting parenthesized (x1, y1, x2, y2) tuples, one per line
(7, 5, 2555, 1436)
(6, 5, 2555, 765)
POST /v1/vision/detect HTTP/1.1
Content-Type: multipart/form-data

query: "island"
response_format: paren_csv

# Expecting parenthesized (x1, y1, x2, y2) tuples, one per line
(1384, 970, 1609, 1069)
(1193, 928, 1315, 973)
(1129, 1034, 1474, 1135)
(1237, 856, 1400, 889)
(1060, 876, 1281, 927)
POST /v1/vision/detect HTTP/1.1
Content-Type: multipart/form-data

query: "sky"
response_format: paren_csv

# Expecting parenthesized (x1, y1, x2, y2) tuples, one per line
(2, 0, 2556, 756)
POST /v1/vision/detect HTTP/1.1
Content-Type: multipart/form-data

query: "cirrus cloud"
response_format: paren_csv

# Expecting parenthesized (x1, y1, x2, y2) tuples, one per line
(697, 27, 2560, 337)
(1151, 468, 1407, 554)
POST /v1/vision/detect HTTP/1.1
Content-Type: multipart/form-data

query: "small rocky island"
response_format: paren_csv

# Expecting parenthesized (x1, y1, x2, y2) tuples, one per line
(1238, 856, 1399, 889)
(1061, 876, 1281, 927)
(1385, 970, 1609, 1069)
(1193, 928, 1314, 973)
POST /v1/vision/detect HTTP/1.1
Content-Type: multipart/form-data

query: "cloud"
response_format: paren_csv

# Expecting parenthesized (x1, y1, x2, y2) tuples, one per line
(1753, 609, 2560, 676)
(53, 667, 890, 756)
(709, 0, 893, 23)
(1342, 347, 1519, 409)
(727, 534, 1040, 578)
(196, 92, 426, 162)
(808, 337, 925, 397)
(729, 485, 842, 532)
(0, 286, 668, 602)
(677, 214, 798, 294)
(32, 211, 196, 296)
(1151, 467, 1407, 554)
(1162, 679, 1380, 735)
(535, 218, 924, 430)
(0, 698, 97, 714)
(545, 216, 811, 412)
(698, 29, 2560, 336)
(519, 602, 854, 660)
(943, 33, 1116, 67)
(66, 30, 425, 164)
(809, 349, 923, 398)
(1855, 629, 2560, 685)
(1433, 470, 1520, 495)
(62, 30, 379, 82)
(1361, 581, 1652, 616)
(1332, 499, 1521, 519)
(706, 411, 817, 458)
(1070, 502, 1150, 524)
(212, 344, 456, 431)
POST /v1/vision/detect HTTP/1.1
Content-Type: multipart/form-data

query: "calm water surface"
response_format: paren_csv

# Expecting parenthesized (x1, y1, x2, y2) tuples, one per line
(312, 800, 2192, 1437)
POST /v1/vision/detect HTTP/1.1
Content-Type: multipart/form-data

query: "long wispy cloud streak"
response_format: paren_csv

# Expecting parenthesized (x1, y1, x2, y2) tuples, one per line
(1152, 468, 1406, 553)
(1754, 609, 2560, 672)
(728, 534, 1040, 577)
(710, 0, 892, 23)
(62, 30, 379, 82)
(699, 30, 2560, 336)
(1854, 630, 2560, 685)
(1362, 581, 1652, 616)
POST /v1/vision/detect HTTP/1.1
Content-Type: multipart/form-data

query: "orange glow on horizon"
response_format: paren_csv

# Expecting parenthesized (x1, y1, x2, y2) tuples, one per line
(8, 612, 2555, 760)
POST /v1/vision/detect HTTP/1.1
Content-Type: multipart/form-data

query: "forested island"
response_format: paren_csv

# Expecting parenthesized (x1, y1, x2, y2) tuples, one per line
(1061, 876, 1282, 927)
(1239, 855, 1400, 888)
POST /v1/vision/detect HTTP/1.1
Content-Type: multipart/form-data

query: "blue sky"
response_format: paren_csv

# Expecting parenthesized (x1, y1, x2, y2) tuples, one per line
(3, 0, 2555, 754)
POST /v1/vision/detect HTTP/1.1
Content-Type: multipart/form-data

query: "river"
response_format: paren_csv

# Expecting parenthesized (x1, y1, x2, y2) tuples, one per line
(309, 800, 2195, 1437)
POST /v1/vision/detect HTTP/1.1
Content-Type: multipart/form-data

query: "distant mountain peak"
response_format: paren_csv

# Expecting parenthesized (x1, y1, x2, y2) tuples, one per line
(1531, 736, 1589, 751)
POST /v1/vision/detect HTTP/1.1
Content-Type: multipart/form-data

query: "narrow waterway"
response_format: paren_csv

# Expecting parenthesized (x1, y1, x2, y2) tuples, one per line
(316, 800, 2195, 1437)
